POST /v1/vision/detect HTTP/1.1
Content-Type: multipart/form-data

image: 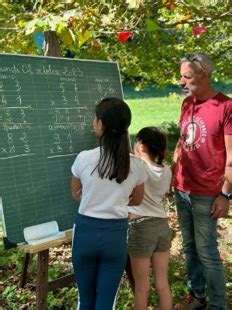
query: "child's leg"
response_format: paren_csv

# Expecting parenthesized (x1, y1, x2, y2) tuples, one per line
(130, 256, 151, 310)
(125, 254, 135, 293)
(151, 251, 172, 310)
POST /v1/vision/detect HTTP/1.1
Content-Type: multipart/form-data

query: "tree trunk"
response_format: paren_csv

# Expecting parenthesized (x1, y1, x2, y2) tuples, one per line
(44, 31, 62, 57)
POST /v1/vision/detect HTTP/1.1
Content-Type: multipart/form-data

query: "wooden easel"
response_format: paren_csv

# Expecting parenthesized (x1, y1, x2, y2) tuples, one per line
(18, 230, 75, 310)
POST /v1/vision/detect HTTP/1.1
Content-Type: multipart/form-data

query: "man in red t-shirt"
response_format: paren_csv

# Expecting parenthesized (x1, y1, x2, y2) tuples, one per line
(172, 52, 232, 310)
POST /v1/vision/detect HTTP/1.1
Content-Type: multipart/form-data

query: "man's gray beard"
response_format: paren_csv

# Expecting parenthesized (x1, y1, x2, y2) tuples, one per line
(181, 89, 192, 97)
(182, 87, 197, 98)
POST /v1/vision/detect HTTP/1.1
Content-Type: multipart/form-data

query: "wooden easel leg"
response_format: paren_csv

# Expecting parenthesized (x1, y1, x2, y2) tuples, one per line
(19, 253, 30, 288)
(36, 249, 49, 310)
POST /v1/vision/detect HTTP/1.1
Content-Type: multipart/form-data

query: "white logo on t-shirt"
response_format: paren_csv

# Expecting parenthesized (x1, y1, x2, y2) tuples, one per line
(185, 123, 196, 145)
(181, 116, 207, 151)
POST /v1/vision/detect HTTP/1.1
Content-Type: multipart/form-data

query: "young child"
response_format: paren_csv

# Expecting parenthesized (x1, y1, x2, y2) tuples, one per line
(71, 97, 147, 310)
(128, 126, 172, 310)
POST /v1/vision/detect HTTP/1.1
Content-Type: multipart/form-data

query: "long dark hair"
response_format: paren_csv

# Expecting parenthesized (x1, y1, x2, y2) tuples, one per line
(135, 126, 167, 165)
(94, 97, 131, 183)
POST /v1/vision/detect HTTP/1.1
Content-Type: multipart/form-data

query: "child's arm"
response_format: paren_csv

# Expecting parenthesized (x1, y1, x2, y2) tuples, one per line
(128, 183, 144, 206)
(71, 176, 82, 200)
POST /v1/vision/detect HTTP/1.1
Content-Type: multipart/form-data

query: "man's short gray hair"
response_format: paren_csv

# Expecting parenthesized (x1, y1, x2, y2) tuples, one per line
(180, 52, 214, 77)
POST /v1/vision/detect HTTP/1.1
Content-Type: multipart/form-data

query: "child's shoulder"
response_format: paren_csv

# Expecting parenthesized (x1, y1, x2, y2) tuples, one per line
(130, 153, 144, 164)
(163, 163, 172, 172)
(77, 147, 99, 160)
(130, 153, 147, 170)
(162, 163, 172, 179)
(130, 154, 148, 182)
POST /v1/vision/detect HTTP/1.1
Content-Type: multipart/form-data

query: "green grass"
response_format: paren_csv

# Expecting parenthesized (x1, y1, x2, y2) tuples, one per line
(127, 95, 182, 136)
(127, 95, 182, 163)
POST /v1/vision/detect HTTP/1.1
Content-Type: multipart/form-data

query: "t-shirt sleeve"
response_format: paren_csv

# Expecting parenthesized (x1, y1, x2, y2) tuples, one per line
(131, 155, 148, 186)
(139, 163, 148, 185)
(71, 152, 84, 178)
(224, 99, 232, 134)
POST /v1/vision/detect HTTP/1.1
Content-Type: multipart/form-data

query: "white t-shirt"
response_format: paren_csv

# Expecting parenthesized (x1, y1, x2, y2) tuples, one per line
(128, 159, 172, 218)
(71, 148, 147, 219)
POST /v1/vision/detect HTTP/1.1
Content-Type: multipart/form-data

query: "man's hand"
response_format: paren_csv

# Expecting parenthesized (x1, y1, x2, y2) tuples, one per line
(211, 195, 229, 219)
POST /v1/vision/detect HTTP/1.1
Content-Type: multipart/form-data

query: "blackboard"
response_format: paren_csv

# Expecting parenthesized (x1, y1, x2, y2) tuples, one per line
(0, 54, 123, 248)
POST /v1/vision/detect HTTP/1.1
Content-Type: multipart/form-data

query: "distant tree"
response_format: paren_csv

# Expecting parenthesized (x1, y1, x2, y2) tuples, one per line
(0, 0, 231, 87)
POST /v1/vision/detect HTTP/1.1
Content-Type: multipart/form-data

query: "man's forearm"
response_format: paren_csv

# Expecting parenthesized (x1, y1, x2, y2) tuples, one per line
(171, 139, 181, 175)
(221, 165, 232, 193)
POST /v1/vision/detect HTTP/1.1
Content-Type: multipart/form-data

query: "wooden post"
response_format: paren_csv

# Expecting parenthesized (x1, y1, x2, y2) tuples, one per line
(19, 252, 30, 288)
(44, 31, 62, 57)
(36, 249, 49, 310)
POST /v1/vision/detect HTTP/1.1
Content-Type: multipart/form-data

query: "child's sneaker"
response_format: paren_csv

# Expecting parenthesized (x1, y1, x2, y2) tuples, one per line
(174, 293, 207, 309)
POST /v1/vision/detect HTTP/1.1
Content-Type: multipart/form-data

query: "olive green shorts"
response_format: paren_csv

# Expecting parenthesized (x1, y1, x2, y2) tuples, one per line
(128, 217, 171, 257)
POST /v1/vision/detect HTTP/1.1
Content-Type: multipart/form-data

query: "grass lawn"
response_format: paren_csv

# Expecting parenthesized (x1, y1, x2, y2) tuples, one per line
(127, 95, 183, 163)
(128, 96, 182, 136)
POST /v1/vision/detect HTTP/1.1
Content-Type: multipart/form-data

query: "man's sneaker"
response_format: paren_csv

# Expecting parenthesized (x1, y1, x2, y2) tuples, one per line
(174, 293, 207, 310)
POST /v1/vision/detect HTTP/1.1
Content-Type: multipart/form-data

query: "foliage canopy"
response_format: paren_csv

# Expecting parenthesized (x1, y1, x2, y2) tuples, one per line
(0, 0, 231, 87)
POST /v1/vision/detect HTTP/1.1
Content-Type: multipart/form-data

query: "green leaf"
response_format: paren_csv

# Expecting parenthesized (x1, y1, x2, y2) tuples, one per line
(145, 18, 160, 32)
(57, 27, 75, 46)
(24, 20, 37, 35)
(78, 30, 92, 47)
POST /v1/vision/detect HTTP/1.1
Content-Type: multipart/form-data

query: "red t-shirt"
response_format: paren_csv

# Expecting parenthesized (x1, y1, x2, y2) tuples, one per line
(174, 92, 232, 196)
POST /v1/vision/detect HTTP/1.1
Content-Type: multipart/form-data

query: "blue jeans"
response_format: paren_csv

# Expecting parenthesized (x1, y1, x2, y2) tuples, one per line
(72, 213, 128, 310)
(175, 189, 227, 310)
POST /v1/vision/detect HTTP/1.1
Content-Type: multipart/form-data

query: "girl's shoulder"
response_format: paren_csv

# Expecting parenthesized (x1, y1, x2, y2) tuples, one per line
(77, 147, 99, 157)
(163, 163, 172, 174)
(76, 147, 100, 164)
(130, 153, 144, 166)
(130, 154, 148, 183)
(140, 160, 171, 181)
(162, 163, 171, 170)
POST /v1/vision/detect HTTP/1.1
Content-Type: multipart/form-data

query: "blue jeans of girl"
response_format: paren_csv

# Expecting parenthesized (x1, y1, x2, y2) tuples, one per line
(175, 189, 227, 310)
(72, 213, 128, 310)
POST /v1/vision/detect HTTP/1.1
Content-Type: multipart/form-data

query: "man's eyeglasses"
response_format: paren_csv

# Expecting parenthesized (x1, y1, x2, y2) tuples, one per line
(184, 54, 207, 72)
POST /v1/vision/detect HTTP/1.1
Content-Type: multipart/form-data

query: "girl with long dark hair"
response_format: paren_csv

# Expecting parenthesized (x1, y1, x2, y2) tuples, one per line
(71, 97, 147, 310)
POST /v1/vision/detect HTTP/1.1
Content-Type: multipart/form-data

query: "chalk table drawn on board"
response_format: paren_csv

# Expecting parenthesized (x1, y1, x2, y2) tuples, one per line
(94, 77, 116, 105)
(0, 75, 34, 160)
(46, 77, 91, 159)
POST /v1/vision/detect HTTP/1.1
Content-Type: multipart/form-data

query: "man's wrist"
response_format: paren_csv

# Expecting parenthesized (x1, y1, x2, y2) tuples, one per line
(220, 191, 232, 201)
